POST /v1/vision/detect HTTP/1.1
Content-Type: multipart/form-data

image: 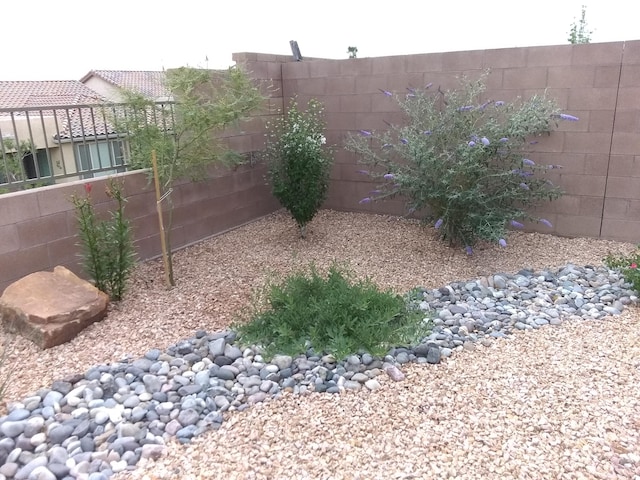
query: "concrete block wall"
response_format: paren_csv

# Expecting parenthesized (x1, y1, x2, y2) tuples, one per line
(0, 58, 287, 295)
(0, 165, 280, 294)
(277, 41, 640, 243)
(601, 41, 640, 242)
(4, 42, 640, 293)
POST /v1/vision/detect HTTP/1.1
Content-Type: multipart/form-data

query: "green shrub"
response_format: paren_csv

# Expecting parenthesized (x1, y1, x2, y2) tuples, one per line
(265, 98, 333, 238)
(0, 330, 14, 403)
(604, 248, 640, 293)
(345, 74, 576, 252)
(71, 179, 136, 300)
(233, 263, 431, 360)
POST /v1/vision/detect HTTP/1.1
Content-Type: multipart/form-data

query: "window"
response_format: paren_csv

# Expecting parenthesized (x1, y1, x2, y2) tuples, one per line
(75, 139, 127, 177)
(17, 149, 51, 180)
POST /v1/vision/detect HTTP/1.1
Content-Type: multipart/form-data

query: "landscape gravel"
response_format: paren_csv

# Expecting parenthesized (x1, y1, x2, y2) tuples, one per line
(1, 210, 639, 479)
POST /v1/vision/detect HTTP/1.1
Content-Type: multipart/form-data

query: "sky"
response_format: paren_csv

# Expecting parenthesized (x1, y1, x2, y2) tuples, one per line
(2, 0, 639, 81)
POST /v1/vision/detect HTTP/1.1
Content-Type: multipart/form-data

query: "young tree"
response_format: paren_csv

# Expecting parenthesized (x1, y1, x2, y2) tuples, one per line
(118, 66, 266, 286)
(568, 5, 593, 44)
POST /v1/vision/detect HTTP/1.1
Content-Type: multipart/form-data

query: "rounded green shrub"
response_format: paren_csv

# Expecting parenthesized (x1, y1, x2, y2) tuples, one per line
(233, 263, 431, 360)
(265, 98, 333, 238)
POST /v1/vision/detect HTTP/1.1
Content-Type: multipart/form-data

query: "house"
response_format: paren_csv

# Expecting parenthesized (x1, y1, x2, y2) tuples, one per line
(0, 72, 173, 189)
(79, 70, 171, 102)
(0, 80, 122, 186)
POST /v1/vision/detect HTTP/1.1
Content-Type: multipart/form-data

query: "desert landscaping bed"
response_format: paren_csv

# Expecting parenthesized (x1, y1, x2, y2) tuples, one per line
(1, 209, 640, 479)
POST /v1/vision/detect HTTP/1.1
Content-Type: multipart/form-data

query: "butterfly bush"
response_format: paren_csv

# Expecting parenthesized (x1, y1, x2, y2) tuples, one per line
(345, 74, 575, 250)
(265, 98, 333, 238)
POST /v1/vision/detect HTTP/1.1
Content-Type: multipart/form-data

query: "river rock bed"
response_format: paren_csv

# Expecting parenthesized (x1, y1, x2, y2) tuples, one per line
(0, 264, 636, 480)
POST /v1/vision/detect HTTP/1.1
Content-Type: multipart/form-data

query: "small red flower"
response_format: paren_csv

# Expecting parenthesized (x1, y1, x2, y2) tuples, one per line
(84, 183, 93, 195)
(631, 263, 637, 269)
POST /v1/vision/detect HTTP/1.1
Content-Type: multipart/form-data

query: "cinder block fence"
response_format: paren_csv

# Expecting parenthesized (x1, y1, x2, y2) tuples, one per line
(2, 41, 640, 293)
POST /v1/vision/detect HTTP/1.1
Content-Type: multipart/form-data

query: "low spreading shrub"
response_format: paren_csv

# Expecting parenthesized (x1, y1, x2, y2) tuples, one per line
(604, 248, 640, 293)
(233, 263, 431, 360)
(71, 179, 136, 301)
(345, 73, 578, 253)
(264, 98, 333, 238)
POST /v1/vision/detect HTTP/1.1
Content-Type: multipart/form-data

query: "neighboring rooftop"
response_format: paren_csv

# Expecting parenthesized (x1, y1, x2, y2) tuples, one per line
(80, 70, 170, 100)
(0, 80, 104, 109)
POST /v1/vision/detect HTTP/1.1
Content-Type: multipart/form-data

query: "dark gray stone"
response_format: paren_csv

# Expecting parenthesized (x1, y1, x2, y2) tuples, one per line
(426, 347, 442, 364)
(14, 455, 47, 480)
(0, 420, 25, 438)
(48, 425, 74, 445)
(177, 384, 202, 396)
(177, 409, 200, 427)
(7, 408, 31, 421)
(48, 463, 71, 479)
(208, 338, 226, 357)
(214, 355, 233, 366)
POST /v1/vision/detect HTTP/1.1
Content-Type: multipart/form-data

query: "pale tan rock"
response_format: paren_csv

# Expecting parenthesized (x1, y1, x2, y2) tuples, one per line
(0, 266, 109, 349)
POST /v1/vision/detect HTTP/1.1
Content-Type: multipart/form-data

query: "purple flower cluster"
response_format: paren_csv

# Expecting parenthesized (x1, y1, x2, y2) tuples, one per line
(465, 246, 473, 255)
(379, 89, 393, 97)
(498, 238, 507, 248)
(434, 218, 443, 229)
(522, 158, 535, 166)
(558, 113, 579, 121)
(359, 130, 372, 137)
(383, 173, 395, 180)
(539, 218, 553, 228)
(481, 137, 490, 146)
(458, 105, 474, 112)
(510, 220, 524, 229)
(519, 182, 530, 190)
(511, 169, 534, 177)
(359, 197, 372, 204)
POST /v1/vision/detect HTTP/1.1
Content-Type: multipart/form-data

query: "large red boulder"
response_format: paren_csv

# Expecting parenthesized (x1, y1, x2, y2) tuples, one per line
(0, 266, 109, 349)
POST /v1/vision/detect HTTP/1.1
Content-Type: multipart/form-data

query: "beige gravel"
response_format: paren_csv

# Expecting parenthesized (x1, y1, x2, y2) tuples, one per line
(1, 209, 640, 479)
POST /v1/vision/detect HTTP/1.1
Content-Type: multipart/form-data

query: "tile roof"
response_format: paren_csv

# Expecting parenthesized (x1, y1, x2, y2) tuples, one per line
(0, 78, 172, 142)
(0, 80, 104, 110)
(80, 70, 171, 100)
(0, 81, 116, 141)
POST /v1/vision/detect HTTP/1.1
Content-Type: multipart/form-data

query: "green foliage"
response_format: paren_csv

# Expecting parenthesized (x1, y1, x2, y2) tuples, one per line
(233, 263, 431, 360)
(122, 66, 265, 182)
(116, 65, 266, 285)
(0, 329, 14, 403)
(0, 138, 34, 184)
(568, 5, 593, 44)
(347, 46, 358, 59)
(71, 179, 136, 300)
(265, 98, 333, 237)
(345, 74, 568, 251)
(604, 248, 640, 293)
